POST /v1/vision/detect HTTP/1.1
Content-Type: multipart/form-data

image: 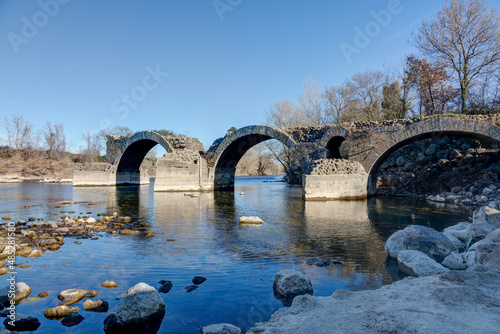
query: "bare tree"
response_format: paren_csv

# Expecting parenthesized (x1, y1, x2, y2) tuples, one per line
(298, 77, 328, 125)
(81, 131, 101, 163)
(2, 114, 35, 151)
(41, 121, 66, 160)
(264, 99, 302, 128)
(324, 84, 358, 124)
(345, 70, 385, 121)
(411, 0, 500, 113)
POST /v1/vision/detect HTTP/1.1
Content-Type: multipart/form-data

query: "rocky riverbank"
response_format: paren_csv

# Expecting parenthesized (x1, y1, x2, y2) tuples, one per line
(239, 204, 500, 334)
(376, 136, 500, 206)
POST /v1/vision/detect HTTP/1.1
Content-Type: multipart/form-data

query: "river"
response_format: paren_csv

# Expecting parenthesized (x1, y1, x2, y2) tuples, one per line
(0, 175, 472, 333)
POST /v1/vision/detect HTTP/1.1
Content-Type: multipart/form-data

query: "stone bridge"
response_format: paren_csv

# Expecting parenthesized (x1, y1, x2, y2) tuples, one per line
(73, 115, 500, 200)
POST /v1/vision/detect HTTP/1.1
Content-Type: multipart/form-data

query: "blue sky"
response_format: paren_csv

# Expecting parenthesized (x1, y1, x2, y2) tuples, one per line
(1, 0, 498, 151)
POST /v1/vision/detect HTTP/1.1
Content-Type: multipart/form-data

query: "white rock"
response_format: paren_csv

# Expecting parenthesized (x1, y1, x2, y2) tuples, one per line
(103, 282, 165, 332)
(397, 250, 449, 277)
(200, 323, 243, 334)
(473, 206, 500, 228)
(239, 216, 265, 224)
(442, 251, 475, 270)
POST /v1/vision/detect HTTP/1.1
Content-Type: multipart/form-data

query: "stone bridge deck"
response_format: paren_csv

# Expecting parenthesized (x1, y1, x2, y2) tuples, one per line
(73, 115, 500, 200)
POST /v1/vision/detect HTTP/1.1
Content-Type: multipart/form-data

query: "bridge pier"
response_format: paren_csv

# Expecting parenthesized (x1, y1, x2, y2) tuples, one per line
(154, 157, 214, 191)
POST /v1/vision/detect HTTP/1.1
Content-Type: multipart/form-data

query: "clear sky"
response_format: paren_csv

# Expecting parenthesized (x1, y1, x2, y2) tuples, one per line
(1, 0, 498, 151)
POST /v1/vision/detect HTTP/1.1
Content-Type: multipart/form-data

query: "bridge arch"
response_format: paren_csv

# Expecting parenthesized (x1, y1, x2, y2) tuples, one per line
(209, 125, 298, 190)
(318, 127, 351, 159)
(366, 117, 500, 195)
(113, 131, 174, 184)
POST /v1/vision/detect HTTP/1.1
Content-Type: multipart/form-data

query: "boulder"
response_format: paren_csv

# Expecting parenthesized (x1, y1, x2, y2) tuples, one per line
(467, 223, 495, 245)
(475, 243, 499, 264)
(385, 225, 455, 262)
(397, 250, 449, 277)
(473, 206, 500, 228)
(102, 280, 118, 288)
(83, 299, 109, 312)
(239, 217, 265, 224)
(482, 245, 500, 269)
(58, 288, 92, 306)
(442, 251, 475, 270)
(443, 233, 465, 252)
(273, 269, 313, 306)
(0, 282, 31, 306)
(44, 305, 79, 319)
(443, 222, 470, 242)
(200, 323, 244, 334)
(3, 314, 40, 331)
(483, 227, 500, 244)
(103, 283, 165, 333)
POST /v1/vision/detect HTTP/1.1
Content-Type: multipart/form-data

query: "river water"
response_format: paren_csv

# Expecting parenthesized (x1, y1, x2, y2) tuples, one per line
(0, 176, 472, 333)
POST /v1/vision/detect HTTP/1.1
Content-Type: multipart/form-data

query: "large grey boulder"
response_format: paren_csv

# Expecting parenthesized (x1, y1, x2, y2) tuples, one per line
(199, 323, 243, 334)
(473, 206, 500, 228)
(482, 246, 500, 269)
(385, 225, 455, 262)
(273, 270, 313, 306)
(442, 251, 475, 270)
(443, 233, 465, 252)
(397, 250, 449, 277)
(103, 283, 165, 333)
(467, 223, 495, 246)
(443, 222, 470, 242)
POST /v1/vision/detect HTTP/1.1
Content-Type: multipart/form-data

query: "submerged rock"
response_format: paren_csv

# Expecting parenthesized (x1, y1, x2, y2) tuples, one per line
(103, 282, 165, 333)
(3, 314, 40, 331)
(192, 276, 207, 285)
(185, 285, 198, 293)
(273, 269, 313, 306)
(61, 313, 85, 327)
(200, 323, 243, 334)
(385, 225, 455, 262)
(158, 281, 173, 294)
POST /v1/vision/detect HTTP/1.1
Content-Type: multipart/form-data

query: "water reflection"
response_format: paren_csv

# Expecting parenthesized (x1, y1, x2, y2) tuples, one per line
(0, 178, 472, 334)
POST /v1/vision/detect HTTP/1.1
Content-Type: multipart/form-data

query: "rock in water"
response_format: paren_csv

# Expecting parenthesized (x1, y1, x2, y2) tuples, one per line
(3, 314, 40, 331)
(44, 305, 79, 319)
(239, 216, 265, 224)
(185, 285, 198, 293)
(158, 281, 173, 294)
(103, 282, 165, 333)
(102, 280, 118, 288)
(58, 289, 92, 306)
(61, 313, 85, 327)
(200, 323, 244, 334)
(385, 225, 455, 262)
(0, 282, 31, 305)
(273, 269, 313, 306)
(83, 299, 109, 312)
(192, 276, 207, 285)
(397, 250, 449, 277)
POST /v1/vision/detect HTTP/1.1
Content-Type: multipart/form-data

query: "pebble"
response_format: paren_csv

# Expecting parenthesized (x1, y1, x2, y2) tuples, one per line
(102, 280, 118, 289)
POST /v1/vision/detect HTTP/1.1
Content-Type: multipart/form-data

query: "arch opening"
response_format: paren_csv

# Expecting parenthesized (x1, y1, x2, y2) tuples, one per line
(326, 136, 345, 159)
(367, 131, 500, 197)
(116, 140, 170, 185)
(214, 133, 299, 191)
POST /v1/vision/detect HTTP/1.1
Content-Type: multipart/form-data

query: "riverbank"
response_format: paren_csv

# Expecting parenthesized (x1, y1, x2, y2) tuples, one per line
(245, 204, 500, 334)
